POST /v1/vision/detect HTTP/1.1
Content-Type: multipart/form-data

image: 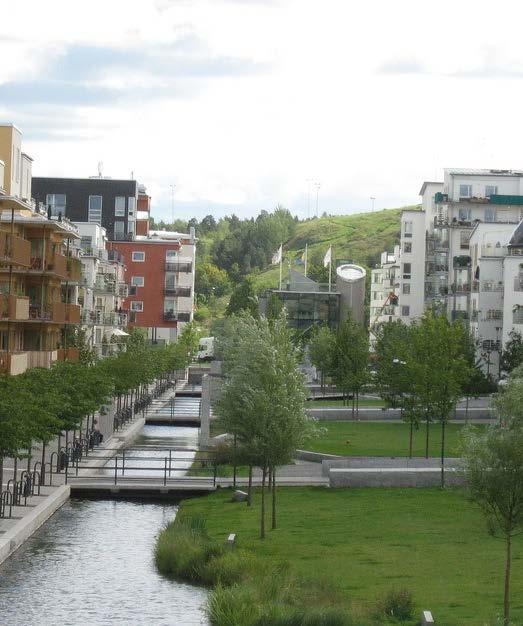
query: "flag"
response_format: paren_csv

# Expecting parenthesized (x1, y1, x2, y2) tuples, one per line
(272, 244, 282, 265)
(323, 246, 332, 268)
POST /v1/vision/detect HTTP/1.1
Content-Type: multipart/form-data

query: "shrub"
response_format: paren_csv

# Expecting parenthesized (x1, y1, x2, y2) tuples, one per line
(200, 549, 256, 586)
(208, 583, 261, 626)
(372, 589, 414, 622)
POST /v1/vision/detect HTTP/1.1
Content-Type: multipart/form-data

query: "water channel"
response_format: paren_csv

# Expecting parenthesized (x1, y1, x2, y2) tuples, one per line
(0, 425, 210, 626)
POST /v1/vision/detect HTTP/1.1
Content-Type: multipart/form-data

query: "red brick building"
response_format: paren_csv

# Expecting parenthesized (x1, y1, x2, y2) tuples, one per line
(109, 185, 195, 343)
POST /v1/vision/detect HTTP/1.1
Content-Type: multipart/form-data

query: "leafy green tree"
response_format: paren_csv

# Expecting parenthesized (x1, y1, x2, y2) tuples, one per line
(226, 278, 259, 317)
(308, 325, 335, 393)
(216, 313, 311, 538)
(459, 328, 497, 417)
(331, 316, 369, 418)
(462, 424, 523, 626)
(374, 320, 411, 409)
(265, 292, 284, 322)
(406, 312, 471, 484)
(501, 330, 523, 375)
(195, 262, 231, 299)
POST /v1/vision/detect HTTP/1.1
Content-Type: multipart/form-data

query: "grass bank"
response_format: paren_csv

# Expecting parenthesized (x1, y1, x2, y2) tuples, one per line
(165, 487, 523, 625)
(306, 421, 486, 457)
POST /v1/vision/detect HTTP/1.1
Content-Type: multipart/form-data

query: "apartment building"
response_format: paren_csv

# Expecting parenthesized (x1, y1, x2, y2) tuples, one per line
(0, 124, 82, 375)
(371, 168, 523, 377)
(32, 176, 139, 241)
(75, 223, 128, 357)
(110, 227, 196, 344)
(370, 246, 400, 330)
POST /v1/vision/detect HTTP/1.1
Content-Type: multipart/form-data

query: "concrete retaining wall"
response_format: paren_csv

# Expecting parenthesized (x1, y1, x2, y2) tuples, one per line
(0, 485, 71, 565)
(321, 456, 461, 477)
(307, 407, 492, 421)
(295, 449, 343, 463)
(329, 467, 465, 488)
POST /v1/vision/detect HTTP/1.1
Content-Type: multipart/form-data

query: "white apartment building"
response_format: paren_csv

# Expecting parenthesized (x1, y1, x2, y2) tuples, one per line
(75, 223, 128, 356)
(371, 168, 523, 377)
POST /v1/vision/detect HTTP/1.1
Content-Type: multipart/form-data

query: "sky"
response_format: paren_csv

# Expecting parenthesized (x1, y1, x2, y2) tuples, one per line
(3, 0, 523, 221)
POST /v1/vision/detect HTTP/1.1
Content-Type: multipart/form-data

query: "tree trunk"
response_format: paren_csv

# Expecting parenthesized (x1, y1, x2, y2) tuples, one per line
(0, 456, 3, 492)
(504, 533, 512, 626)
(425, 413, 430, 459)
(440, 419, 446, 488)
(260, 466, 266, 539)
(247, 466, 253, 507)
(271, 467, 276, 530)
(267, 467, 272, 492)
(409, 420, 413, 459)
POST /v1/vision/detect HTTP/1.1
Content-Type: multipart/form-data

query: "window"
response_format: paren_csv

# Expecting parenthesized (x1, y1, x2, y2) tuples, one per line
(485, 207, 496, 222)
(127, 220, 135, 235)
(114, 220, 125, 240)
(459, 184, 472, 198)
(402, 283, 410, 295)
(164, 298, 176, 313)
(403, 262, 411, 279)
(403, 221, 413, 238)
(132, 251, 145, 262)
(131, 276, 144, 287)
(128, 197, 136, 216)
(115, 196, 126, 217)
(485, 185, 498, 197)
(88, 196, 103, 224)
(130, 301, 143, 312)
(166, 250, 178, 261)
(46, 194, 66, 217)
(460, 230, 470, 250)
(401, 305, 410, 317)
(458, 207, 471, 221)
(403, 242, 412, 253)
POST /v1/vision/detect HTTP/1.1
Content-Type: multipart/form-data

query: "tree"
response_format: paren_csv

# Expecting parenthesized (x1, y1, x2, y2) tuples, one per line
(459, 328, 497, 419)
(308, 325, 335, 393)
(501, 330, 523, 375)
(195, 262, 231, 299)
(215, 313, 312, 538)
(462, 424, 523, 625)
(265, 292, 284, 322)
(226, 278, 259, 317)
(406, 312, 471, 485)
(330, 316, 369, 418)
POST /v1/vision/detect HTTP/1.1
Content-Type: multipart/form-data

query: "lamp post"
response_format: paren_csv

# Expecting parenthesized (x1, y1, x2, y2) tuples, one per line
(370, 196, 376, 212)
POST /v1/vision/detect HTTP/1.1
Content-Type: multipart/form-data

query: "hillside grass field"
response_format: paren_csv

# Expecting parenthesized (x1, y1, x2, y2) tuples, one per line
(251, 207, 413, 290)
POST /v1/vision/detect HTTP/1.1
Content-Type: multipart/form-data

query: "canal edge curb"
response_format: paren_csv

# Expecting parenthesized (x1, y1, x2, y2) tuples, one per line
(0, 485, 71, 566)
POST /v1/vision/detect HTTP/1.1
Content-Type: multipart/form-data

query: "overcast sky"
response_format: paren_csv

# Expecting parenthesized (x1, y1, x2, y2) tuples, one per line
(2, 0, 523, 221)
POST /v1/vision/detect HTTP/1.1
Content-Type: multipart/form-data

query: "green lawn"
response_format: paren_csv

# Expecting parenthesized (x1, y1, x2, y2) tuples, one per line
(180, 487, 523, 625)
(306, 421, 485, 457)
(307, 398, 386, 408)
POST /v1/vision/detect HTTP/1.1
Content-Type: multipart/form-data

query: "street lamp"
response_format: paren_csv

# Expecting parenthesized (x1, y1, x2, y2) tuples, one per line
(370, 196, 376, 212)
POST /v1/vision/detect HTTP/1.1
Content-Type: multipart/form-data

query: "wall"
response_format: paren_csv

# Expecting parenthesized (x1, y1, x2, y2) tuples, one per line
(31, 178, 138, 241)
(0, 124, 22, 197)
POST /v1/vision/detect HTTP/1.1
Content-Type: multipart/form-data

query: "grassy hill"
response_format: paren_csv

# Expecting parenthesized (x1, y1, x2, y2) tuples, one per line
(251, 206, 417, 290)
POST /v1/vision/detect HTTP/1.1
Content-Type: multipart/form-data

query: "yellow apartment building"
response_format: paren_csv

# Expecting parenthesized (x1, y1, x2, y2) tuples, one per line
(0, 124, 82, 375)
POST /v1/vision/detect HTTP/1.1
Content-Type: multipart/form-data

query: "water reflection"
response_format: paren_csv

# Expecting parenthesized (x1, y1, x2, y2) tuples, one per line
(0, 425, 209, 626)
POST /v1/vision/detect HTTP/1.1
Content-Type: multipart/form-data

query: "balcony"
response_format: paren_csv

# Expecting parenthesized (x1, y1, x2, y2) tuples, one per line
(30, 253, 69, 279)
(57, 348, 80, 362)
(0, 351, 28, 375)
(164, 286, 192, 297)
(450, 283, 471, 294)
(163, 311, 192, 322)
(0, 232, 31, 267)
(27, 302, 80, 323)
(65, 303, 81, 324)
(82, 310, 128, 326)
(165, 261, 192, 273)
(0, 294, 30, 320)
(94, 275, 116, 293)
(451, 310, 469, 321)
(26, 350, 58, 369)
(481, 282, 503, 292)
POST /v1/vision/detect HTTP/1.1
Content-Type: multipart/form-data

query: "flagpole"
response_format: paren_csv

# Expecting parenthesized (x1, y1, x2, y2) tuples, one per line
(304, 243, 308, 277)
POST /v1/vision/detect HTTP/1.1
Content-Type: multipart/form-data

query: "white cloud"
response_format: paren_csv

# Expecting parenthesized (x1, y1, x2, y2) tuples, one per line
(4, 0, 523, 220)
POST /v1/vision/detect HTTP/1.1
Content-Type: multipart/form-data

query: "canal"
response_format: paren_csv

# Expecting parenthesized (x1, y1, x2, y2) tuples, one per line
(0, 425, 209, 626)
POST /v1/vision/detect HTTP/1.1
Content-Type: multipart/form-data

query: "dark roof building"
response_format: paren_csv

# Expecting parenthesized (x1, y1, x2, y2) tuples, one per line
(31, 177, 138, 241)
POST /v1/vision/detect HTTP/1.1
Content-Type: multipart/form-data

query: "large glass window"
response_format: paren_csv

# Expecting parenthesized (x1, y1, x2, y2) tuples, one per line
(131, 276, 144, 287)
(128, 197, 136, 215)
(459, 184, 472, 198)
(485, 185, 498, 197)
(485, 207, 496, 222)
(88, 196, 103, 224)
(403, 221, 413, 238)
(115, 196, 126, 216)
(130, 301, 143, 312)
(403, 263, 411, 279)
(114, 221, 125, 239)
(46, 194, 66, 217)
(132, 251, 145, 262)
(459, 207, 472, 221)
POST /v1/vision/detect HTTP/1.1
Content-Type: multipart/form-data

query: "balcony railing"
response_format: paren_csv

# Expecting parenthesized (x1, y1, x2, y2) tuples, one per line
(0, 232, 32, 267)
(481, 282, 503, 292)
(163, 311, 192, 322)
(165, 262, 192, 273)
(0, 294, 30, 320)
(30, 253, 69, 279)
(450, 283, 471, 294)
(27, 302, 80, 323)
(57, 348, 80, 362)
(0, 351, 29, 375)
(81, 310, 128, 326)
(451, 310, 469, 321)
(164, 286, 192, 297)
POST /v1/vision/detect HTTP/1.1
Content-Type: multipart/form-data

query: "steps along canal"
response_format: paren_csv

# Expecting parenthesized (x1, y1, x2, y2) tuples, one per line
(0, 425, 209, 626)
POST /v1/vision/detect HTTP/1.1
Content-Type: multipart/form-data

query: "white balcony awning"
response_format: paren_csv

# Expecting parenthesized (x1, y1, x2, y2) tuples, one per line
(111, 328, 129, 337)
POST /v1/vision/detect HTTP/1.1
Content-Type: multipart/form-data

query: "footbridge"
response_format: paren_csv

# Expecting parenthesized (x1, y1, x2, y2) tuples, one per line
(144, 387, 202, 427)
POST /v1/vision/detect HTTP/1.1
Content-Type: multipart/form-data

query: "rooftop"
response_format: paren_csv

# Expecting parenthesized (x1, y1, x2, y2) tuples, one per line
(446, 168, 523, 177)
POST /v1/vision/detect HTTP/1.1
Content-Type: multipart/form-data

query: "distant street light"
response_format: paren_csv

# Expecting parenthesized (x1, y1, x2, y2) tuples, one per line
(315, 182, 321, 218)
(306, 178, 313, 219)
(370, 196, 376, 212)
